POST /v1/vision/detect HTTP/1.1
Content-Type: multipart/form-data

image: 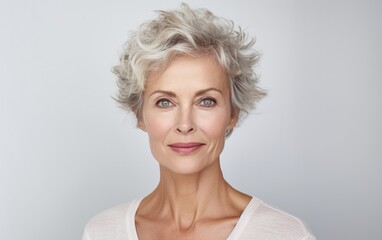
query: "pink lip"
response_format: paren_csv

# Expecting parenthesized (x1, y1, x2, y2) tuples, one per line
(168, 142, 205, 154)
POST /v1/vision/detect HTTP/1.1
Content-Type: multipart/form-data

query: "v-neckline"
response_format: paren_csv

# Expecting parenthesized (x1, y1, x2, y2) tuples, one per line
(126, 197, 261, 240)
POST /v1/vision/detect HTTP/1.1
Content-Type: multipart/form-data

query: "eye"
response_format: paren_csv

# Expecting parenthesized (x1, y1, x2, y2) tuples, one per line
(199, 98, 216, 107)
(156, 99, 174, 108)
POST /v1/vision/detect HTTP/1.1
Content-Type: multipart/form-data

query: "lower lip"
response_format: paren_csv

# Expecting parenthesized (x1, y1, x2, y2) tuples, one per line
(169, 145, 204, 154)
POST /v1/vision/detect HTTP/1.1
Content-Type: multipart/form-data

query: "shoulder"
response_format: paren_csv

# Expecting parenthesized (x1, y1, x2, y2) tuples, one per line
(82, 200, 139, 240)
(240, 197, 316, 239)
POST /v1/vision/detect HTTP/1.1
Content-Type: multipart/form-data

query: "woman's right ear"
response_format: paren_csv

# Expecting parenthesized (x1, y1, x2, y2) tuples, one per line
(137, 119, 147, 132)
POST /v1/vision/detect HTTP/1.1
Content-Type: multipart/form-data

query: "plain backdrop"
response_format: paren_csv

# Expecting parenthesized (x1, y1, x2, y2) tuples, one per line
(1, 0, 381, 239)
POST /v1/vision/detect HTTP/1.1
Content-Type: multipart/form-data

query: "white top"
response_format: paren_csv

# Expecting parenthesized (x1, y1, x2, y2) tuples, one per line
(82, 196, 316, 240)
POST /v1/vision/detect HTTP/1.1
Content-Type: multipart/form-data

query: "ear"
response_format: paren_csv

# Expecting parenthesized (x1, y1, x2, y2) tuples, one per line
(227, 112, 238, 130)
(137, 118, 147, 132)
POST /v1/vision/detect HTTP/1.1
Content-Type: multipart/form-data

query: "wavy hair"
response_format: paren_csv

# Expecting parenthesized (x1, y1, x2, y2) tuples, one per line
(112, 3, 266, 136)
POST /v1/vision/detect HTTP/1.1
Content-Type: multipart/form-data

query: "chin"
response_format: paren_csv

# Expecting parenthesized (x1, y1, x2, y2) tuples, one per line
(159, 157, 216, 175)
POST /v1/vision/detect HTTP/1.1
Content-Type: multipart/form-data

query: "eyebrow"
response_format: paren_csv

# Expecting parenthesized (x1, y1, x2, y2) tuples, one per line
(149, 87, 223, 98)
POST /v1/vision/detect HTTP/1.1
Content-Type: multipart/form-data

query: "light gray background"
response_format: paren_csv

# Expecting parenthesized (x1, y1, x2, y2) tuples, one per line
(1, 0, 381, 239)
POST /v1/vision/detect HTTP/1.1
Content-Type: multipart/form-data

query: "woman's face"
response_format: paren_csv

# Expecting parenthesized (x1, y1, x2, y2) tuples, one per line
(139, 55, 237, 175)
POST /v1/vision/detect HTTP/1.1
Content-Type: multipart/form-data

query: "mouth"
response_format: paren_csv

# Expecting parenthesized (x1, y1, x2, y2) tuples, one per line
(168, 142, 205, 154)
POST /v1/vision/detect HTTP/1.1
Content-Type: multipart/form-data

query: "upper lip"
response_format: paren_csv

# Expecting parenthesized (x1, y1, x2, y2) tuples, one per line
(168, 142, 205, 148)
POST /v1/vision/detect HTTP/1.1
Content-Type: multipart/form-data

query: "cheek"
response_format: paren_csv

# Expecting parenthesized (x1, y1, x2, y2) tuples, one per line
(197, 110, 230, 137)
(144, 112, 174, 140)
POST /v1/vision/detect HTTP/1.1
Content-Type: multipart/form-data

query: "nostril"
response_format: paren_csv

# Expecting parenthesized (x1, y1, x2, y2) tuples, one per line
(176, 127, 194, 134)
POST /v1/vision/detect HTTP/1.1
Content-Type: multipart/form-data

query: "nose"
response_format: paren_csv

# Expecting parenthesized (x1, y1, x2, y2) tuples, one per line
(176, 107, 196, 134)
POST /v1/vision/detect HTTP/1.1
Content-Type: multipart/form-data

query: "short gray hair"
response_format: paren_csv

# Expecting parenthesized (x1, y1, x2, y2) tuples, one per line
(113, 3, 266, 135)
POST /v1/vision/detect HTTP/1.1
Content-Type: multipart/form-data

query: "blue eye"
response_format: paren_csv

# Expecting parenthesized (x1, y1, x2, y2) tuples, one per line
(200, 98, 216, 107)
(156, 99, 173, 108)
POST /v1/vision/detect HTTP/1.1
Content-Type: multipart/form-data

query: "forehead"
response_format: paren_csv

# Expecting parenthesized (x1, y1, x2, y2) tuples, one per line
(145, 54, 229, 93)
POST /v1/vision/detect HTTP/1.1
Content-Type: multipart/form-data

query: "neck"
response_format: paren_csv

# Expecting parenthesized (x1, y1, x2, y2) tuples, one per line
(160, 160, 228, 205)
(144, 160, 235, 229)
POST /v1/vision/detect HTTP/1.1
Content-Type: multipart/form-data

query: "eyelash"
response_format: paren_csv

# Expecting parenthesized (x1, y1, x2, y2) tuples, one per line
(154, 97, 217, 108)
(155, 98, 174, 108)
(198, 98, 216, 107)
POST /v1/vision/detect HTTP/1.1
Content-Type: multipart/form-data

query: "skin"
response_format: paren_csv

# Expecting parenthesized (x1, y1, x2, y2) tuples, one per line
(136, 54, 251, 240)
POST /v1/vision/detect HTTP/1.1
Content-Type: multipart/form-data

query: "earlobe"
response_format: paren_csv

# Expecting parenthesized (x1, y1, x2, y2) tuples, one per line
(227, 113, 238, 129)
(137, 120, 147, 132)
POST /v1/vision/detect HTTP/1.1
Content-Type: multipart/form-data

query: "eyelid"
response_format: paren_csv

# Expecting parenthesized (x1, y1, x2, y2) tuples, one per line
(198, 97, 217, 107)
(155, 98, 175, 108)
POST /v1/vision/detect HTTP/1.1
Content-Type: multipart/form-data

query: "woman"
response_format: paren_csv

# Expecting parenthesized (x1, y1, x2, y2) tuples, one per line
(82, 4, 315, 240)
